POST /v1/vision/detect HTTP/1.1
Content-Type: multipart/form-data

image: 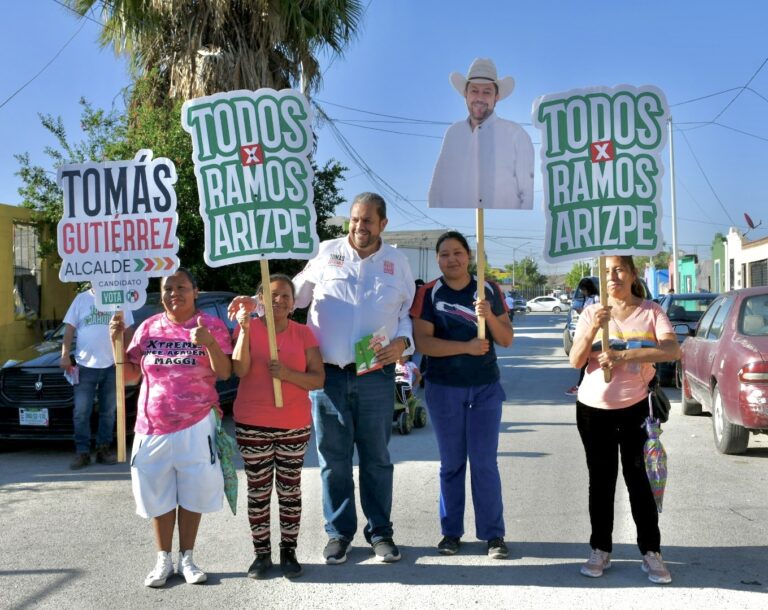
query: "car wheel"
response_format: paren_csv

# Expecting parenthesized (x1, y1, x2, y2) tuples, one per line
(553, 306, 562, 313)
(526, 307, 532, 313)
(680, 370, 701, 416)
(711, 385, 749, 454)
(563, 326, 573, 356)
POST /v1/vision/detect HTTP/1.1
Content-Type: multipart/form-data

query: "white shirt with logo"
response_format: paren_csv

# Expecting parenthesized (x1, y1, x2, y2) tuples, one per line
(63, 291, 134, 369)
(293, 237, 415, 367)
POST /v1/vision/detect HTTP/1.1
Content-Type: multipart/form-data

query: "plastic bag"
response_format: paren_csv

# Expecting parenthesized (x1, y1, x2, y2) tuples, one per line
(212, 408, 238, 515)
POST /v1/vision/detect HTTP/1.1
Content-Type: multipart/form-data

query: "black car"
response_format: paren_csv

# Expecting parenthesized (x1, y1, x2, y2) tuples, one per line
(0, 291, 239, 441)
(655, 292, 718, 386)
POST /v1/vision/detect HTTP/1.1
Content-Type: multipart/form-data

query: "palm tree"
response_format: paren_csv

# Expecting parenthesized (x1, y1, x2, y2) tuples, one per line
(67, 0, 364, 100)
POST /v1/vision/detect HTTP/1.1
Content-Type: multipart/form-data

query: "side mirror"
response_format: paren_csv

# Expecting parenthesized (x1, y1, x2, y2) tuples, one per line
(673, 323, 694, 336)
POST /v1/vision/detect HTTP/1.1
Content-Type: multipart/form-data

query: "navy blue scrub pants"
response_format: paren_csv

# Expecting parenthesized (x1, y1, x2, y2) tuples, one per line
(425, 380, 506, 541)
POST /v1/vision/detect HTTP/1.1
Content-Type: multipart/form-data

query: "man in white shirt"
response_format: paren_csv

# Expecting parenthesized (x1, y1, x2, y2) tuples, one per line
(293, 192, 415, 565)
(429, 57, 534, 210)
(60, 289, 133, 469)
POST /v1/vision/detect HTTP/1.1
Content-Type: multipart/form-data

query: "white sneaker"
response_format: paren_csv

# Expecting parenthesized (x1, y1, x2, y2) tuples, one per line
(178, 549, 207, 584)
(642, 551, 672, 584)
(144, 551, 174, 588)
(580, 548, 611, 577)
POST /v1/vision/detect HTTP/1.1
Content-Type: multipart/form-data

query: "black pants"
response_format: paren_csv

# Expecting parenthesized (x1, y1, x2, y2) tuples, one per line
(576, 399, 660, 555)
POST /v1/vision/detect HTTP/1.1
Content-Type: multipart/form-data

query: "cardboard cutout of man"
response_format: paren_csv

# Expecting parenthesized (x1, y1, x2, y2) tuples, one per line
(429, 58, 534, 210)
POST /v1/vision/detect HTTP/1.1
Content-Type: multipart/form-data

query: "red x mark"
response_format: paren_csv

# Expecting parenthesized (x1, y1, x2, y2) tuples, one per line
(590, 140, 614, 163)
(240, 144, 263, 166)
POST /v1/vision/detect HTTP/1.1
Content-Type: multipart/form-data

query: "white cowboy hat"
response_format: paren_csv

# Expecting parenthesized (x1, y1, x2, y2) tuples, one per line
(450, 58, 515, 100)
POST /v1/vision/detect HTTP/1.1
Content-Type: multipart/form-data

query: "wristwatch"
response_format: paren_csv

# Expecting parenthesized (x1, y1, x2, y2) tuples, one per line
(401, 336, 412, 350)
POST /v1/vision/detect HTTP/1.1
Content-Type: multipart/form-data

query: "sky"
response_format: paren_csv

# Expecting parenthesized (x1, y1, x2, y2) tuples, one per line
(2, 0, 768, 275)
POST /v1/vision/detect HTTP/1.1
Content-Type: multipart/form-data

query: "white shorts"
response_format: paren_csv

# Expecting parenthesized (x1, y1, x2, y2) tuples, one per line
(130, 411, 224, 518)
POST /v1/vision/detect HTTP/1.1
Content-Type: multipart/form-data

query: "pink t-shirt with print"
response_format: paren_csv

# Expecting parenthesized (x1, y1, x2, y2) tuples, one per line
(576, 300, 674, 410)
(127, 312, 233, 435)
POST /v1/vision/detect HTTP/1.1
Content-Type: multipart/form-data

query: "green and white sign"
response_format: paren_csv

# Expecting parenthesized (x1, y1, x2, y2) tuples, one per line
(532, 85, 669, 263)
(181, 89, 318, 267)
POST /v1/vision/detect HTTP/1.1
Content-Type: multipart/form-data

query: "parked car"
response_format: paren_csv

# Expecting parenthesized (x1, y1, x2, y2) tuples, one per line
(655, 292, 718, 386)
(0, 291, 239, 441)
(526, 296, 566, 313)
(679, 287, 768, 454)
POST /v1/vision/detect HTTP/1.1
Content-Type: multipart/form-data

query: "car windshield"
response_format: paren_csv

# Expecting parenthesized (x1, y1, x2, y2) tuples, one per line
(740, 295, 768, 336)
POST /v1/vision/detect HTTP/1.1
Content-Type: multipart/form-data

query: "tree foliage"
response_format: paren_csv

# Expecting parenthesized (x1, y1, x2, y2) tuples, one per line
(503, 256, 546, 289)
(67, 0, 364, 100)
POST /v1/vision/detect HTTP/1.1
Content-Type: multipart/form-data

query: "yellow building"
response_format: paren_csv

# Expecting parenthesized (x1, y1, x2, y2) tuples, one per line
(0, 203, 77, 364)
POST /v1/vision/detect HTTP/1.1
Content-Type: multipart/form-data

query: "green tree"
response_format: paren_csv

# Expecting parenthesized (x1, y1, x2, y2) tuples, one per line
(15, 98, 126, 261)
(565, 260, 592, 290)
(67, 0, 364, 100)
(510, 256, 547, 289)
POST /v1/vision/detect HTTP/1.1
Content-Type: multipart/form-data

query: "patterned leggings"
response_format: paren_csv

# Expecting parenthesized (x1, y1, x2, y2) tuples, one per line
(235, 423, 311, 553)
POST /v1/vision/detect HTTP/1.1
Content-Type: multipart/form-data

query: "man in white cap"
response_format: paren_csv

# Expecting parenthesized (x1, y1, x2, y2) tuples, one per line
(429, 58, 534, 210)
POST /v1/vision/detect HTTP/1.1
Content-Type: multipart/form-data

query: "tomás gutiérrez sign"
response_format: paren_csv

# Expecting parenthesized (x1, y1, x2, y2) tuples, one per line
(56, 150, 180, 310)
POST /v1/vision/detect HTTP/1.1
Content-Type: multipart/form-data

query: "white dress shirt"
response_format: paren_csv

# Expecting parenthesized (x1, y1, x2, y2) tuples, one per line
(429, 112, 534, 209)
(293, 236, 416, 367)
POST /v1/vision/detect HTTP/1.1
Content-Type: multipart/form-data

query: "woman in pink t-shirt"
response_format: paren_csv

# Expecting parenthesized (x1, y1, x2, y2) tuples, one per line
(569, 256, 680, 585)
(111, 269, 233, 589)
(231, 274, 324, 580)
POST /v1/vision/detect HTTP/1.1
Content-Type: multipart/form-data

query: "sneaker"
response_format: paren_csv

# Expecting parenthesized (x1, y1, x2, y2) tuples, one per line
(70, 453, 91, 470)
(247, 552, 273, 579)
(372, 538, 401, 563)
(280, 547, 303, 578)
(437, 536, 461, 556)
(487, 538, 509, 559)
(178, 549, 207, 584)
(95, 445, 117, 465)
(565, 386, 579, 396)
(580, 548, 611, 578)
(322, 539, 350, 565)
(144, 551, 174, 588)
(642, 551, 672, 584)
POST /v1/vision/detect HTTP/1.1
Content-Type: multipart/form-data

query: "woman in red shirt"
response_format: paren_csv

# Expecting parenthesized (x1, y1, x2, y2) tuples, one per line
(232, 274, 324, 579)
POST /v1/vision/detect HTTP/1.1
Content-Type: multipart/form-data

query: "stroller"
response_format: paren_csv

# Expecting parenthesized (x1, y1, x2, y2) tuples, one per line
(393, 360, 427, 435)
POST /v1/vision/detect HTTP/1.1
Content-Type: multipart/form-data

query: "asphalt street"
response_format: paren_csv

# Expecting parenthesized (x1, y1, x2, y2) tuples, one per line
(1, 312, 766, 609)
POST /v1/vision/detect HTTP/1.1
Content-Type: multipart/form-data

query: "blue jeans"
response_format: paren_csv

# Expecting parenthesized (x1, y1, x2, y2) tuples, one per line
(73, 365, 117, 453)
(311, 363, 395, 543)
(425, 380, 506, 540)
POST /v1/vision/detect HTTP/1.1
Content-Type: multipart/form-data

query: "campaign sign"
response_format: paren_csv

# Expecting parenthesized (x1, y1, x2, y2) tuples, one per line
(181, 89, 318, 267)
(532, 85, 669, 263)
(57, 150, 180, 311)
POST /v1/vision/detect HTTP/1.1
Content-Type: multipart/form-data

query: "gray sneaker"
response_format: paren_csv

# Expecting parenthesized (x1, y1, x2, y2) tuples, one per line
(372, 538, 401, 563)
(323, 538, 350, 565)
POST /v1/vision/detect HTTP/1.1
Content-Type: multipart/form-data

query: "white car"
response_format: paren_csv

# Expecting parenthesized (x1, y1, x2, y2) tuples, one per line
(526, 296, 565, 313)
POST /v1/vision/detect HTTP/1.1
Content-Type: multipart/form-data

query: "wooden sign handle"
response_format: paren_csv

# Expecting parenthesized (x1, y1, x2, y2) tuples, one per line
(111, 311, 127, 462)
(599, 255, 611, 382)
(476, 208, 486, 340)
(260, 259, 284, 407)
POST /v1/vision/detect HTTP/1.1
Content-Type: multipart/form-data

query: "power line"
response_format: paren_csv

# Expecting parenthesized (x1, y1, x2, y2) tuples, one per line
(332, 119, 443, 139)
(0, 15, 88, 110)
(679, 130, 736, 226)
(710, 56, 768, 122)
